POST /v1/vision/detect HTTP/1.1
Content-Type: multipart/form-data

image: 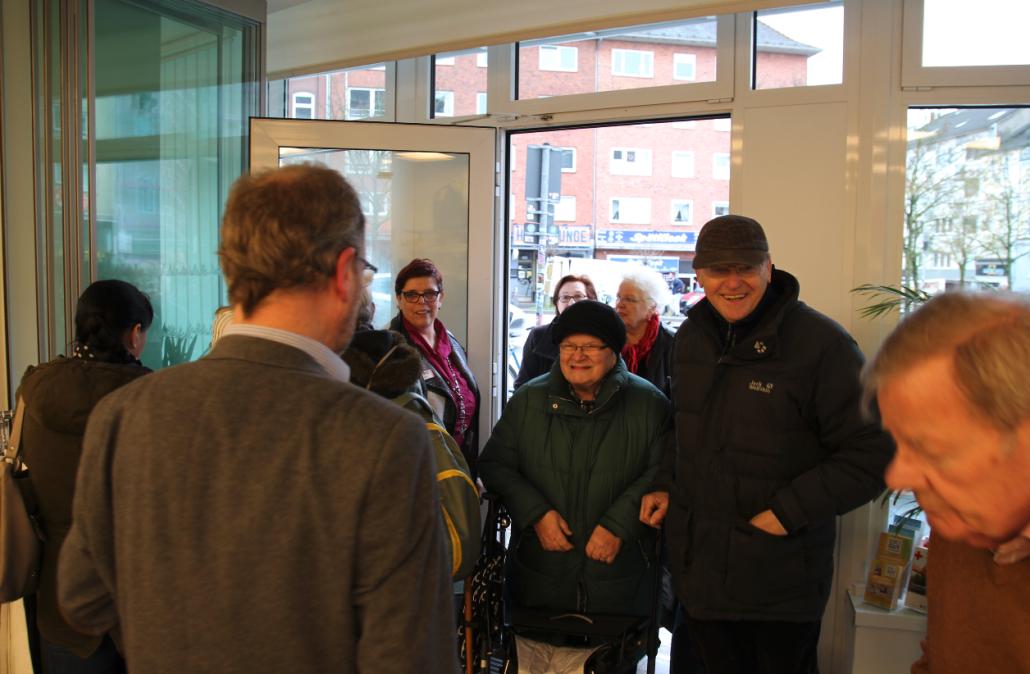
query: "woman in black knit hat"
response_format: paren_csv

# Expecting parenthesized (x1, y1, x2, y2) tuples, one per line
(478, 300, 671, 669)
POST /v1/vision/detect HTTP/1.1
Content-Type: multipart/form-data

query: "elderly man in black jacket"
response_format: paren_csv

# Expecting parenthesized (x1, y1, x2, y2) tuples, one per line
(639, 215, 894, 674)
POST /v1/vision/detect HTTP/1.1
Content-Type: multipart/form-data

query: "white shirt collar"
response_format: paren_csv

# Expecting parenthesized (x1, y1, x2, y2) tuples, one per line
(222, 324, 350, 383)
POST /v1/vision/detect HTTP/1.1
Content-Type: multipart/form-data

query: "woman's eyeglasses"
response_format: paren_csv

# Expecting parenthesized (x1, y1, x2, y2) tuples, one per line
(557, 293, 588, 304)
(401, 290, 441, 304)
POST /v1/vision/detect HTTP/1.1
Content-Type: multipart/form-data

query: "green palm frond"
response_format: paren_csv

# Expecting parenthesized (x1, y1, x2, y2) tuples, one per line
(851, 284, 931, 319)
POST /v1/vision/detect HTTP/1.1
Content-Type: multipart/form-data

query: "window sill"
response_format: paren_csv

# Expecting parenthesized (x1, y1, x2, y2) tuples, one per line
(848, 588, 927, 633)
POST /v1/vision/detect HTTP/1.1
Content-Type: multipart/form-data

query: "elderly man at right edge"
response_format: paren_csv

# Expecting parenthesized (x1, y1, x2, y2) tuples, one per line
(640, 215, 894, 674)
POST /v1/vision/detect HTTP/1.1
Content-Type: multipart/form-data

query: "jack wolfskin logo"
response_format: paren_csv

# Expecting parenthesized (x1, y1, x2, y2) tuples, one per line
(753, 340, 767, 354)
(748, 380, 775, 394)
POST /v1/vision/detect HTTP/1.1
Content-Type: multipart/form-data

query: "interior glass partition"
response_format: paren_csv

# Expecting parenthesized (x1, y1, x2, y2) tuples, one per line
(33, 0, 260, 369)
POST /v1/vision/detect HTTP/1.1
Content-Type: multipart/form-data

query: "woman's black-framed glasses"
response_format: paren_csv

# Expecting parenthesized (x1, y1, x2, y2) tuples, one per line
(401, 290, 441, 304)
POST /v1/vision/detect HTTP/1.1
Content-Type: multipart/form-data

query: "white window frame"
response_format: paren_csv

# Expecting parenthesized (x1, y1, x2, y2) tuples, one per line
(559, 147, 577, 173)
(612, 49, 655, 78)
(538, 45, 578, 72)
(476, 51, 488, 68)
(671, 199, 693, 226)
(902, 0, 1030, 87)
(610, 147, 653, 176)
(673, 53, 697, 81)
(476, 92, 487, 115)
(347, 87, 386, 119)
(291, 92, 315, 119)
(555, 195, 577, 222)
(671, 150, 695, 178)
(609, 197, 651, 224)
(434, 90, 455, 117)
(435, 55, 456, 66)
(712, 152, 730, 180)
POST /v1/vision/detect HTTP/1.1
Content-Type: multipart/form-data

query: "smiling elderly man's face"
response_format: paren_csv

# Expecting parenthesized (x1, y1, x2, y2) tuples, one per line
(879, 353, 1030, 547)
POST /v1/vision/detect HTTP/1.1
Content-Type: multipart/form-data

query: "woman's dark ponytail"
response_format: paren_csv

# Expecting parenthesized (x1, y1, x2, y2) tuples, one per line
(74, 280, 153, 363)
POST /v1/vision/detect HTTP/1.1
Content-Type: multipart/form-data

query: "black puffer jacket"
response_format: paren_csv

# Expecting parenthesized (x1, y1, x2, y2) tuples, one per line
(513, 323, 558, 390)
(18, 356, 149, 656)
(633, 323, 675, 398)
(654, 268, 894, 621)
(389, 314, 481, 475)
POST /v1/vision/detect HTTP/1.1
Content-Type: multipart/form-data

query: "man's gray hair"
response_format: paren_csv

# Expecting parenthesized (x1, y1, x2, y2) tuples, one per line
(218, 163, 366, 316)
(863, 291, 1030, 432)
(621, 267, 672, 314)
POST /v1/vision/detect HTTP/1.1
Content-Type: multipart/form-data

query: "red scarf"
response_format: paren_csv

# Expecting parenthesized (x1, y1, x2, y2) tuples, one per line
(621, 314, 660, 374)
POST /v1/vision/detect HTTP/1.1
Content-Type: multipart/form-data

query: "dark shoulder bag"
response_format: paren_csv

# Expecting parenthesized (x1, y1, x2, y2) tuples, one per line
(0, 396, 44, 602)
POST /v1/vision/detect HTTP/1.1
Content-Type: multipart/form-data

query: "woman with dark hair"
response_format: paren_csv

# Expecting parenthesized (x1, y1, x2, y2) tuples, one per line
(17, 279, 153, 674)
(389, 258, 480, 474)
(512, 274, 597, 390)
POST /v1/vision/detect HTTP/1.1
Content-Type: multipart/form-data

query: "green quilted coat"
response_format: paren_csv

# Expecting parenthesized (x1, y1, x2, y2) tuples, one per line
(480, 360, 671, 616)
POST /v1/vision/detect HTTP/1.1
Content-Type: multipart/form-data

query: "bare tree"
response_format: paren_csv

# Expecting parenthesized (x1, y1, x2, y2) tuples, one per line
(979, 155, 1030, 289)
(904, 137, 955, 288)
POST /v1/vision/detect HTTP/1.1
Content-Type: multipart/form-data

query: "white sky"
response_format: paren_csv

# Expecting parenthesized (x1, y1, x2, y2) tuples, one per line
(922, 0, 1030, 66)
(758, 5, 844, 85)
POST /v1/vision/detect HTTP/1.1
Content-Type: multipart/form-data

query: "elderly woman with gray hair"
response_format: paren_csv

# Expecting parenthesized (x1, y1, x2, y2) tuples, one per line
(615, 268, 676, 396)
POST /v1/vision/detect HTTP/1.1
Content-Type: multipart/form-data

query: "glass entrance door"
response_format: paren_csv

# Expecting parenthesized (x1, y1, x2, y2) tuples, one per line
(249, 118, 499, 430)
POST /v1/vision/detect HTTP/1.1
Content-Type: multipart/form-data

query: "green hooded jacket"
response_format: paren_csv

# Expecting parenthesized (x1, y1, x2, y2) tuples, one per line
(479, 360, 670, 616)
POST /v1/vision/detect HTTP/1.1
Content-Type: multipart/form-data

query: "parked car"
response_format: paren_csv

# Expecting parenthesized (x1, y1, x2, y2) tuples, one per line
(679, 291, 705, 315)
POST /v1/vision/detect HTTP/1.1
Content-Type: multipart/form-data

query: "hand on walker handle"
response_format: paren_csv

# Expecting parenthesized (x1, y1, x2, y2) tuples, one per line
(639, 491, 669, 528)
(586, 525, 622, 564)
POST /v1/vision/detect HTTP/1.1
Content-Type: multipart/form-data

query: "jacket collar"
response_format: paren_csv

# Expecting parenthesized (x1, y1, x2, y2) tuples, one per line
(686, 268, 801, 362)
(546, 357, 629, 416)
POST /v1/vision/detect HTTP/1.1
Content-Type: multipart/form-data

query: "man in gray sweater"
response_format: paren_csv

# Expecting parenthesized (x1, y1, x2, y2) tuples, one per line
(58, 164, 458, 673)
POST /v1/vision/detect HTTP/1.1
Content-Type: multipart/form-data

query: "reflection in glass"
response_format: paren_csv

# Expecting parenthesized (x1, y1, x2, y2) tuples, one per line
(278, 148, 471, 341)
(92, 0, 259, 369)
(753, 2, 843, 90)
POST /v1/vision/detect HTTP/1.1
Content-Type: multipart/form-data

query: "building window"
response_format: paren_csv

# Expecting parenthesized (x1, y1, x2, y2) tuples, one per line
(434, 90, 455, 117)
(610, 197, 651, 224)
(612, 49, 654, 78)
(713, 153, 730, 180)
(610, 148, 653, 176)
(538, 45, 578, 72)
(712, 201, 730, 217)
(476, 93, 487, 115)
(347, 88, 385, 119)
(559, 147, 576, 173)
(476, 51, 488, 67)
(673, 53, 697, 81)
(671, 151, 695, 178)
(435, 55, 455, 66)
(555, 195, 577, 221)
(922, 0, 1030, 67)
(291, 92, 315, 119)
(671, 199, 693, 225)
